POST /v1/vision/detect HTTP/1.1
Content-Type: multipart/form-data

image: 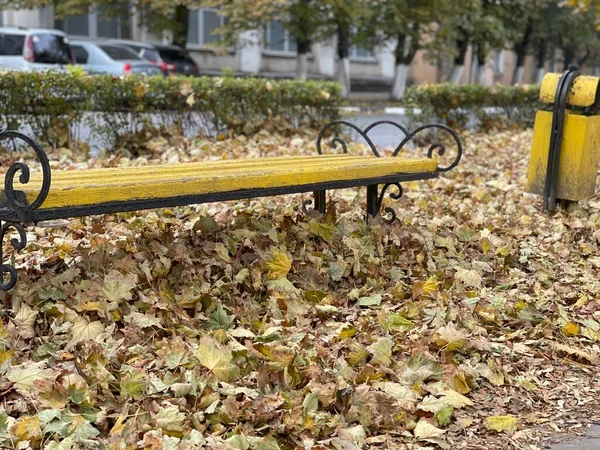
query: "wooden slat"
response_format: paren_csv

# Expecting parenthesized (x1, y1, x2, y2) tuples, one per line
(15, 155, 437, 210)
(27, 155, 374, 187)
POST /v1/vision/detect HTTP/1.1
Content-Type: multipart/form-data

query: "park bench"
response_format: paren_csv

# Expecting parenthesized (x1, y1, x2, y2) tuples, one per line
(0, 121, 462, 291)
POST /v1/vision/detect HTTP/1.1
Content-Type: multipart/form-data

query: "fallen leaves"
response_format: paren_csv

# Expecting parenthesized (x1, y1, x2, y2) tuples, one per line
(1, 129, 599, 449)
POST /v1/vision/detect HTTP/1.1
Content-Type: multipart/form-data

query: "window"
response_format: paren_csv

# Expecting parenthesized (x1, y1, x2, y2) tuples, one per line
(350, 45, 376, 61)
(72, 45, 88, 64)
(0, 33, 25, 56)
(188, 8, 225, 47)
(99, 45, 140, 60)
(56, 10, 130, 39)
(97, 15, 118, 38)
(62, 14, 89, 37)
(31, 33, 72, 64)
(141, 48, 160, 62)
(265, 20, 296, 54)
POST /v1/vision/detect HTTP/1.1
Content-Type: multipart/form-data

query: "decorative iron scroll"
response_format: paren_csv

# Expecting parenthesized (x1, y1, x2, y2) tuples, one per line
(0, 221, 27, 291)
(0, 129, 52, 213)
(377, 183, 403, 224)
(315, 120, 462, 223)
(301, 199, 314, 215)
(0, 130, 51, 291)
(316, 120, 462, 172)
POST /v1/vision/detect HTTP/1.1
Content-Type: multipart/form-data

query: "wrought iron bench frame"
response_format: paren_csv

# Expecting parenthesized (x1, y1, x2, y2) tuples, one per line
(0, 121, 462, 291)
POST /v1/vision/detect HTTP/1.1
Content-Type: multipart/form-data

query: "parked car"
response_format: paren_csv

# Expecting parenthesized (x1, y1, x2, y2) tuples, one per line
(105, 39, 200, 76)
(0, 27, 74, 71)
(70, 40, 163, 77)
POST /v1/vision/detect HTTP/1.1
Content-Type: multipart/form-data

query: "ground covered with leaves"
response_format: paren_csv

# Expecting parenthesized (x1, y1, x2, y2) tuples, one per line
(1, 129, 599, 449)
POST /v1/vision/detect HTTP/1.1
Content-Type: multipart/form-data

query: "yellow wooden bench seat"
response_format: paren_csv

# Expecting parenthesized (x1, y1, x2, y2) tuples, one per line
(24, 155, 437, 211)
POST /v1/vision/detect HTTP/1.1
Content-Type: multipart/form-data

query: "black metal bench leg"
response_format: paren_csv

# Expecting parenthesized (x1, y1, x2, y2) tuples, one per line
(301, 190, 326, 215)
(366, 185, 379, 220)
(314, 190, 326, 214)
(366, 183, 403, 224)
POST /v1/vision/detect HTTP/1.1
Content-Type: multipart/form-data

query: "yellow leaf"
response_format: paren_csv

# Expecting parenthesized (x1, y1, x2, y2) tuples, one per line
(434, 322, 469, 351)
(441, 389, 473, 408)
(413, 419, 445, 440)
(70, 317, 105, 347)
(552, 342, 599, 364)
(196, 336, 237, 381)
(481, 238, 492, 255)
(7, 364, 57, 392)
(486, 415, 519, 434)
(455, 268, 482, 288)
(110, 413, 127, 436)
(180, 81, 193, 96)
(422, 276, 439, 295)
(12, 415, 42, 442)
(0, 348, 14, 365)
(562, 321, 580, 337)
(574, 295, 589, 308)
(367, 337, 393, 367)
(186, 93, 196, 107)
(309, 220, 335, 240)
(265, 248, 292, 280)
(133, 84, 147, 98)
(453, 371, 471, 394)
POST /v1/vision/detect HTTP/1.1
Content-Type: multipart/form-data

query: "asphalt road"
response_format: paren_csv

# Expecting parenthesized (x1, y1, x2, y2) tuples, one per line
(346, 113, 409, 150)
(546, 425, 600, 449)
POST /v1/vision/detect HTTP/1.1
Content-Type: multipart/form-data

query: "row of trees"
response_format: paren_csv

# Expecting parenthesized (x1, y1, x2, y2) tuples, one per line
(1, 0, 598, 98)
(209, 0, 600, 98)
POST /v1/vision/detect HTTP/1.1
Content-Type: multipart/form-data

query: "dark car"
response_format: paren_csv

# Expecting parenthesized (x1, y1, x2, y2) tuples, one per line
(105, 40, 199, 76)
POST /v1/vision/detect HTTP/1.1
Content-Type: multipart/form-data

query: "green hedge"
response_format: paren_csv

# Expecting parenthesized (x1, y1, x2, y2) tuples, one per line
(0, 71, 341, 151)
(403, 83, 542, 130)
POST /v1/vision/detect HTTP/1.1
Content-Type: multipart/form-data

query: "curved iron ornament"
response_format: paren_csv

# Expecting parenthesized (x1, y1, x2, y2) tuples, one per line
(301, 199, 314, 215)
(0, 129, 52, 212)
(377, 183, 404, 224)
(0, 130, 50, 291)
(315, 120, 462, 223)
(391, 123, 463, 172)
(0, 221, 27, 291)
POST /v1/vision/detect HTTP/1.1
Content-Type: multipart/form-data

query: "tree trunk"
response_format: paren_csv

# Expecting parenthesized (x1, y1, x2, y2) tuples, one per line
(512, 50, 527, 84)
(391, 32, 419, 100)
(450, 36, 469, 84)
(172, 5, 189, 48)
(563, 47, 575, 71)
(337, 24, 351, 99)
(512, 22, 533, 85)
(296, 39, 311, 80)
(535, 43, 547, 83)
(476, 46, 487, 85)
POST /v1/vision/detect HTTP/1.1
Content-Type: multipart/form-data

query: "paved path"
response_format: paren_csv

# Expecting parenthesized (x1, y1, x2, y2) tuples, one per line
(346, 114, 408, 149)
(547, 425, 600, 449)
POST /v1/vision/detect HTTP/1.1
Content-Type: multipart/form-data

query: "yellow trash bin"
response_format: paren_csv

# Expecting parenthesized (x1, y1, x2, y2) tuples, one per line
(527, 71, 600, 209)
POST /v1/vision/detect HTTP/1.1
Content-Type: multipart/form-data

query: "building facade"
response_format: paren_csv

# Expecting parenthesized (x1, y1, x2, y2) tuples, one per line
(0, 6, 542, 92)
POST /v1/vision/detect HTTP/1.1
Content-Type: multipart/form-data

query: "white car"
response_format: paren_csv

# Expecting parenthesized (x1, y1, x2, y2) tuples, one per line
(0, 27, 74, 71)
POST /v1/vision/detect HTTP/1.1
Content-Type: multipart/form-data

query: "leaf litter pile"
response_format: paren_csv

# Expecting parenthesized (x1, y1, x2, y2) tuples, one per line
(1, 129, 599, 450)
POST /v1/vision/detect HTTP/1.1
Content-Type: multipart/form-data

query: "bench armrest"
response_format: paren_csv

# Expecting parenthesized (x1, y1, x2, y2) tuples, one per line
(316, 120, 463, 172)
(0, 130, 52, 217)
